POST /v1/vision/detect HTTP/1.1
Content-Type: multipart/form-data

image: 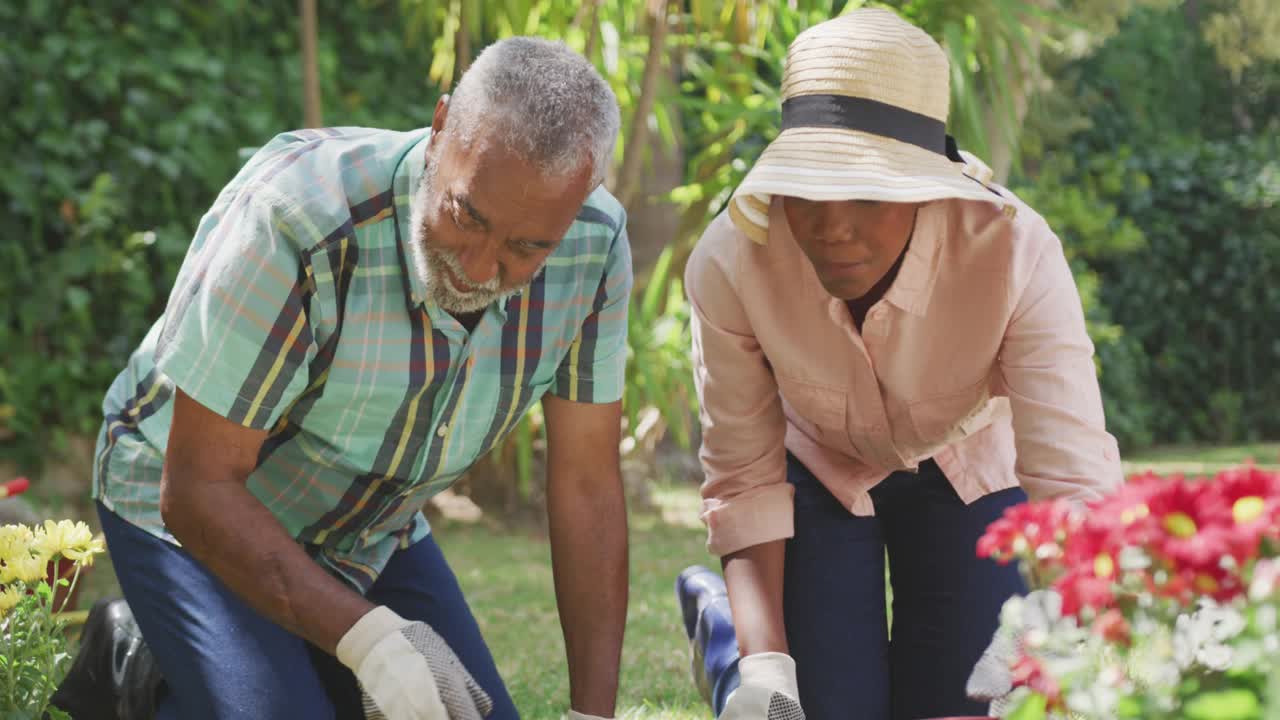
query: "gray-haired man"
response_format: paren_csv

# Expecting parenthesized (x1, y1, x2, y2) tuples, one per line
(72, 37, 630, 720)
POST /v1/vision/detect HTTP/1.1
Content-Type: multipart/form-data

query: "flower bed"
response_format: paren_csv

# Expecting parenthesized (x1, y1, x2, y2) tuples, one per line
(973, 466, 1280, 719)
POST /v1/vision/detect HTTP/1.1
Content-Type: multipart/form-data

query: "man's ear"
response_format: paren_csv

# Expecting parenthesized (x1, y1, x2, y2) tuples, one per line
(430, 94, 451, 136)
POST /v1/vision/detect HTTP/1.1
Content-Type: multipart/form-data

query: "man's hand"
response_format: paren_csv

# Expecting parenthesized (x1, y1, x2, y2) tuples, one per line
(337, 606, 493, 720)
(720, 653, 805, 720)
(542, 395, 628, 718)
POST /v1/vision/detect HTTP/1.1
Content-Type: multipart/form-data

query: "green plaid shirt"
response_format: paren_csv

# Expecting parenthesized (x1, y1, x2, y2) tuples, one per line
(93, 127, 632, 590)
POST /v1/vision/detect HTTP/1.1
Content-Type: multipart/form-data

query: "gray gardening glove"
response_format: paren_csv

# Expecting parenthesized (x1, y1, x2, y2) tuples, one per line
(337, 606, 494, 720)
(719, 652, 806, 720)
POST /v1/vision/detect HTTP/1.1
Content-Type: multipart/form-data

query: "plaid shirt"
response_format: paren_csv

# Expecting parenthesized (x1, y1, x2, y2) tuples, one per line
(92, 127, 632, 590)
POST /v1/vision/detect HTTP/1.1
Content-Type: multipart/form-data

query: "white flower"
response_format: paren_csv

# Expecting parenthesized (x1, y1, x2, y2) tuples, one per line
(1172, 601, 1246, 671)
(1065, 680, 1121, 718)
(1118, 546, 1151, 572)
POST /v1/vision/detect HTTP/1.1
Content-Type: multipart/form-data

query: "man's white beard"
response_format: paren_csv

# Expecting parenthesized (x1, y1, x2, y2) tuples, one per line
(407, 167, 504, 314)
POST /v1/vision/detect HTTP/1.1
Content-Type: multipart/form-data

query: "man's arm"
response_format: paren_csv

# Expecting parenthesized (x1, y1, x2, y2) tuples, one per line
(160, 389, 374, 653)
(542, 394, 628, 717)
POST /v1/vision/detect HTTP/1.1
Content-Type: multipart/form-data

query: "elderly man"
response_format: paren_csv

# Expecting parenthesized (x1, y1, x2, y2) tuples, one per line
(78, 38, 629, 720)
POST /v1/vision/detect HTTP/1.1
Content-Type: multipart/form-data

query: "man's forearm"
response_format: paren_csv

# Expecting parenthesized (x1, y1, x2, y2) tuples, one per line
(722, 539, 788, 656)
(161, 475, 374, 654)
(547, 469, 628, 716)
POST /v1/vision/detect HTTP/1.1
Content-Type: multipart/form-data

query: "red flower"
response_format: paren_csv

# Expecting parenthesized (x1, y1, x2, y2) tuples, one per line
(1201, 465, 1280, 560)
(1010, 653, 1062, 708)
(1092, 608, 1131, 646)
(1054, 566, 1116, 617)
(1146, 564, 1246, 605)
(977, 499, 1076, 566)
(1138, 478, 1238, 574)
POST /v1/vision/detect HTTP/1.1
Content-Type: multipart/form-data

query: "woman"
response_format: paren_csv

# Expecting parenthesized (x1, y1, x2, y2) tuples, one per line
(684, 9, 1123, 720)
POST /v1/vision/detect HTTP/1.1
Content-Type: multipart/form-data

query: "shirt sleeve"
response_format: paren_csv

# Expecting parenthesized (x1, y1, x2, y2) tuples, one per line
(686, 218, 793, 557)
(154, 185, 316, 431)
(996, 227, 1124, 502)
(549, 219, 633, 404)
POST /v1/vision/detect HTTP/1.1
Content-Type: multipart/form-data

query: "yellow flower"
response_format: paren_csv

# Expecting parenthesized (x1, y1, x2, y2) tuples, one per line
(0, 588, 20, 617)
(33, 519, 96, 561)
(62, 535, 106, 566)
(4, 551, 48, 584)
(0, 524, 35, 565)
(0, 586, 21, 616)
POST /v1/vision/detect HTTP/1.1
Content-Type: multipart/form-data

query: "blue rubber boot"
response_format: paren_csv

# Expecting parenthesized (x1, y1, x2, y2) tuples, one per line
(676, 565, 742, 715)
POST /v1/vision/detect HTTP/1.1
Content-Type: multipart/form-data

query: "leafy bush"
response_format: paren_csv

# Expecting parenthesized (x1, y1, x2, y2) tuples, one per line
(0, 2, 437, 467)
(1015, 4, 1280, 449)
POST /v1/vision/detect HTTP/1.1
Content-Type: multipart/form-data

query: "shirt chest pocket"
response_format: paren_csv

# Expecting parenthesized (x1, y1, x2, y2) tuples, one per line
(775, 374, 847, 442)
(907, 377, 993, 447)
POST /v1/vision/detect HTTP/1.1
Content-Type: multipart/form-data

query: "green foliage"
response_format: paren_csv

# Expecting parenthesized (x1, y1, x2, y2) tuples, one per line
(1015, 4, 1280, 450)
(0, 587, 74, 720)
(624, 247, 697, 449)
(1184, 689, 1263, 720)
(0, 1, 441, 468)
(1024, 133, 1280, 447)
(1094, 136, 1280, 445)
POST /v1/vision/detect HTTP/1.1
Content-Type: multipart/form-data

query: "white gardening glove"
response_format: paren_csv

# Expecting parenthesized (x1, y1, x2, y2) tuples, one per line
(336, 606, 494, 720)
(719, 652, 805, 720)
(566, 711, 613, 720)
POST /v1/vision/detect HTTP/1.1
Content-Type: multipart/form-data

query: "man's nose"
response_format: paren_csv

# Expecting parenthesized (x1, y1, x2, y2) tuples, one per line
(455, 240, 499, 287)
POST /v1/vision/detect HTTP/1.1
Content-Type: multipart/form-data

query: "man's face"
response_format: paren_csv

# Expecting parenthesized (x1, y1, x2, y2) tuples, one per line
(781, 197, 920, 301)
(409, 109, 593, 314)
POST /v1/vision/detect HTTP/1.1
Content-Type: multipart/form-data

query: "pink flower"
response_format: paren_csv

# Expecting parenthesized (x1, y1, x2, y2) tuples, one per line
(1138, 478, 1238, 574)
(1010, 654, 1062, 708)
(1053, 566, 1116, 617)
(977, 499, 1076, 566)
(1201, 465, 1280, 560)
(1092, 608, 1131, 646)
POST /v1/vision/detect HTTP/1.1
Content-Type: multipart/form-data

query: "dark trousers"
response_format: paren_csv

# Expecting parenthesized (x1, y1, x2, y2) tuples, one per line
(97, 502, 519, 720)
(782, 455, 1026, 720)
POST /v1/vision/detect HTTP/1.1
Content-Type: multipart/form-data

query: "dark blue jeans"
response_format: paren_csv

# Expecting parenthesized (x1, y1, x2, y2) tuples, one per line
(783, 456, 1026, 720)
(97, 502, 518, 720)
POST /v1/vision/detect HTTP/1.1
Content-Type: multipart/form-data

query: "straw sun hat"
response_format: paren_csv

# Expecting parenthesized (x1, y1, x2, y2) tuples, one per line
(728, 7, 1004, 244)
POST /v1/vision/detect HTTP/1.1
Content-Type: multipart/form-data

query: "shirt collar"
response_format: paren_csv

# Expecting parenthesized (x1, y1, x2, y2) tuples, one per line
(392, 130, 432, 310)
(768, 196, 944, 318)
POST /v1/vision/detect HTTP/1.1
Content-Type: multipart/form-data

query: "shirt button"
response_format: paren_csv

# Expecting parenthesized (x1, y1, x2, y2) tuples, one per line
(436, 424, 448, 437)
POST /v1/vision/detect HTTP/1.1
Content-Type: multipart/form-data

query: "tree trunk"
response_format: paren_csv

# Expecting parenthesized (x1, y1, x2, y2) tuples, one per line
(299, 0, 323, 128)
(614, 0, 671, 210)
(584, 1, 602, 60)
(455, 0, 472, 80)
(982, 16, 1042, 183)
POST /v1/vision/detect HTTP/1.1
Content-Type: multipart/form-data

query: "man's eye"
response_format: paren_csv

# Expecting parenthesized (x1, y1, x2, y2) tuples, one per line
(451, 209, 477, 231)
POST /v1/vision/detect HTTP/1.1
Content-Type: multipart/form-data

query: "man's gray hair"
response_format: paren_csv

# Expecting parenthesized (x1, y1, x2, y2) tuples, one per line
(446, 37, 621, 186)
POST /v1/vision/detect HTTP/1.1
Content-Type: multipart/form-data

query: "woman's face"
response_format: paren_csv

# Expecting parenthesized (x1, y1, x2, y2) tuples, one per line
(781, 197, 920, 300)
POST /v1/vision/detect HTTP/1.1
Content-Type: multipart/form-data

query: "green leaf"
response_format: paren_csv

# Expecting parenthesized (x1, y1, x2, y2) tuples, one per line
(1184, 689, 1262, 720)
(1008, 692, 1048, 720)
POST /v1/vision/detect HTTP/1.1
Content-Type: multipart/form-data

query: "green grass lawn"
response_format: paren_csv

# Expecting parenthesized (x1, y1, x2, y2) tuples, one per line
(437, 507, 712, 720)
(1123, 441, 1280, 475)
